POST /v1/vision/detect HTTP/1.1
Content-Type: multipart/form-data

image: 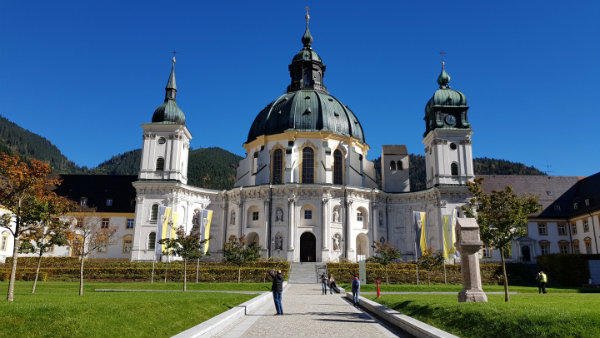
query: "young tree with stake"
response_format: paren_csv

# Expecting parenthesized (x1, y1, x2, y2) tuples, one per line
(224, 235, 261, 283)
(159, 226, 209, 291)
(463, 177, 539, 302)
(369, 240, 401, 285)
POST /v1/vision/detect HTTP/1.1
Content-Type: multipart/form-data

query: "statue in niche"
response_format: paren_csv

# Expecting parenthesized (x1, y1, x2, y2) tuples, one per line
(230, 211, 236, 225)
(380, 236, 386, 244)
(333, 234, 342, 251)
(379, 211, 384, 226)
(275, 208, 284, 222)
(191, 210, 201, 236)
(332, 207, 340, 223)
(275, 232, 283, 250)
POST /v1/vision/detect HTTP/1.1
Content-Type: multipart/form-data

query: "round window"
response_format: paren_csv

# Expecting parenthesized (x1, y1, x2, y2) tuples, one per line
(158, 137, 166, 144)
(450, 143, 457, 150)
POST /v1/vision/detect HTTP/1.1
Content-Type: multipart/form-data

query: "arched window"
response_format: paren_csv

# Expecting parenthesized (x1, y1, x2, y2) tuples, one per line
(272, 149, 283, 184)
(151, 204, 159, 222)
(148, 232, 156, 250)
(397, 161, 403, 170)
(451, 162, 459, 176)
(156, 157, 165, 171)
(584, 237, 592, 254)
(390, 161, 396, 171)
(572, 239, 580, 254)
(302, 147, 314, 183)
(333, 150, 343, 185)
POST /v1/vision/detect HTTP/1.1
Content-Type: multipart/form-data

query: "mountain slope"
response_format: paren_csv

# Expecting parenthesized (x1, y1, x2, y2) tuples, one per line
(93, 147, 242, 190)
(0, 115, 83, 173)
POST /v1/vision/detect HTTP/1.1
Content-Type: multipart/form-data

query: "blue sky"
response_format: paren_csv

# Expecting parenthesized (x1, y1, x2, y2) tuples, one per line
(1, 1, 598, 176)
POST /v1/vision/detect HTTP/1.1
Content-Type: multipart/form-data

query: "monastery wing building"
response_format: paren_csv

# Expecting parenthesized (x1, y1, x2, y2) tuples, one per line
(130, 16, 474, 263)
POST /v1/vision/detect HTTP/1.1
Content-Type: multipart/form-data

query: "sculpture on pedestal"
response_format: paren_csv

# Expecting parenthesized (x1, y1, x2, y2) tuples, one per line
(456, 218, 488, 302)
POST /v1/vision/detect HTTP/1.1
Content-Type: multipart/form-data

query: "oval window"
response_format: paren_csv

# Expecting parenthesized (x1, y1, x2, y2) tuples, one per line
(158, 137, 166, 144)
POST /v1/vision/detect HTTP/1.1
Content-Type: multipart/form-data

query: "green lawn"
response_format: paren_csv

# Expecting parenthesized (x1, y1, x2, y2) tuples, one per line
(367, 293, 600, 338)
(0, 281, 259, 338)
(339, 283, 594, 293)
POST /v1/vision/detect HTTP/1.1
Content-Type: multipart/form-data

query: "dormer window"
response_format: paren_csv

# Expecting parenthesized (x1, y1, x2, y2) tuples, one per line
(80, 197, 88, 207)
(106, 198, 113, 207)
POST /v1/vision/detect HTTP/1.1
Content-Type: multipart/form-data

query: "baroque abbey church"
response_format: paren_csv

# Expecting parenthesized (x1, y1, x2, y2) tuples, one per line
(130, 14, 475, 263)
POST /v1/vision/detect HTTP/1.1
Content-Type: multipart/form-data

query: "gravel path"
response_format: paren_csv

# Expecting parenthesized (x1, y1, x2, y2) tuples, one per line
(212, 283, 401, 338)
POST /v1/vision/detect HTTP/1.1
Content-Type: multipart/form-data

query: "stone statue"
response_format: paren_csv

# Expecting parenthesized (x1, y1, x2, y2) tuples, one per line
(378, 211, 384, 226)
(275, 233, 283, 250)
(275, 208, 283, 222)
(230, 211, 236, 225)
(333, 234, 341, 251)
(332, 208, 340, 222)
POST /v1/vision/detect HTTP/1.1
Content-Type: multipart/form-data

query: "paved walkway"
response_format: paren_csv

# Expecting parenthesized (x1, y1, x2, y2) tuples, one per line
(211, 284, 403, 338)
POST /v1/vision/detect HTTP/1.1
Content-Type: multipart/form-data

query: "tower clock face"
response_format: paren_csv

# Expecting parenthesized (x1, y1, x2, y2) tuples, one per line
(445, 115, 456, 126)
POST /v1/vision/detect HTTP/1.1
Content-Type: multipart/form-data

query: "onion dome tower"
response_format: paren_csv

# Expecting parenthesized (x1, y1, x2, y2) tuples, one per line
(422, 62, 474, 188)
(246, 12, 365, 145)
(238, 11, 375, 188)
(139, 57, 192, 184)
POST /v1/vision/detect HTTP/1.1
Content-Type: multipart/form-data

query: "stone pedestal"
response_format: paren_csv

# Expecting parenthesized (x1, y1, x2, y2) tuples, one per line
(455, 218, 488, 303)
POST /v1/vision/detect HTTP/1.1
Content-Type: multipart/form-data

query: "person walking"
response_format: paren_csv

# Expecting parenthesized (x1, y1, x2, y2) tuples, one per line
(321, 273, 328, 295)
(329, 274, 336, 294)
(268, 269, 284, 315)
(536, 271, 548, 294)
(351, 274, 361, 307)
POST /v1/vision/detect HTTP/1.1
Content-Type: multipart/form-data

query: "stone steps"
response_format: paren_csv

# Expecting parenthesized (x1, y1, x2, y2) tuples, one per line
(288, 262, 327, 284)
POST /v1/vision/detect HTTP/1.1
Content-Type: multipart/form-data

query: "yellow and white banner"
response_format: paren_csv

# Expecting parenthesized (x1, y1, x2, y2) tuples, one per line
(157, 206, 177, 255)
(199, 210, 213, 254)
(414, 211, 427, 256)
(442, 209, 457, 259)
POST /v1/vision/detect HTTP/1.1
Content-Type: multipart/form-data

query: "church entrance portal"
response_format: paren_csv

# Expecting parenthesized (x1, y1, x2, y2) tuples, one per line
(300, 232, 316, 262)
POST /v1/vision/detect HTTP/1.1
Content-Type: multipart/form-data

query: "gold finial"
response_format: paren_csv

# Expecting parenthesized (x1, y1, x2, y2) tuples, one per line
(305, 6, 310, 22)
(440, 51, 446, 67)
(172, 50, 177, 64)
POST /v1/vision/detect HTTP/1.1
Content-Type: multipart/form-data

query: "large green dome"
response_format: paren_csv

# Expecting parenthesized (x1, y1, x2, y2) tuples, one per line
(246, 13, 365, 144)
(247, 90, 365, 143)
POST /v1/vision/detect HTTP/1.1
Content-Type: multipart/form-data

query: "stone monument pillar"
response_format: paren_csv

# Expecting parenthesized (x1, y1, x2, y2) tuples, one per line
(456, 218, 488, 302)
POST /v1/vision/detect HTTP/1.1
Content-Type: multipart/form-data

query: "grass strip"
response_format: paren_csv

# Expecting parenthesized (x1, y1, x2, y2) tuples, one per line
(339, 283, 593, 293)
(367, 293, 600, 338)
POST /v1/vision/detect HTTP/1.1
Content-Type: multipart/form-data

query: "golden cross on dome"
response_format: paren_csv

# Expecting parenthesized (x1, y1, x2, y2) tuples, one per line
(305, 6, 310, 21)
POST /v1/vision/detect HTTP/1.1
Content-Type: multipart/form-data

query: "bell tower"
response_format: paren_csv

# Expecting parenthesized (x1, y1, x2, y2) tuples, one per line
(423, 62, 474, 188)
(139, 57, 192, 184)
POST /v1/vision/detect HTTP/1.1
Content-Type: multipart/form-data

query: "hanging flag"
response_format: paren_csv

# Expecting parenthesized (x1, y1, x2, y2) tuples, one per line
(199, 210, 213, 254)
(443, 215, 451, 259)
(156, 206, 170, 255)
(414, 211, 427, 256)
(450, 208, 457, 255)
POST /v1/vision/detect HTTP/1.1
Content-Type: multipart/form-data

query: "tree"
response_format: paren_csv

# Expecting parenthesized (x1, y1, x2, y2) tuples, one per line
(66, 214, 117, 296)
(369, 240, 402, 284)
(19, 194, 75, 293)
(416, 248, 444, 286)
(464, 177, 540, 302)
(224, 235, 261, 283)
(159, 226, 209, 291)
(0, 153, 63, 302)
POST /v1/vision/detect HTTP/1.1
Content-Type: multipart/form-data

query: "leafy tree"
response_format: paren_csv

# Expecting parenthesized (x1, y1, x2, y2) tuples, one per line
(224, 235, 262, 283)
(159, 226, 209, 291)
(463, 177, 540, 302)
(369, 240, 402, 284)
(416, 248, 444, 286)
(66, 214, 117, 296)
(19, 195, 75, 293)
(0, 153, 65, 302)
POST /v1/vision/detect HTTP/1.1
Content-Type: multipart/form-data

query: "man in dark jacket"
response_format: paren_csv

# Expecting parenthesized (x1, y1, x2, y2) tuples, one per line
(269, 269, 284, 315)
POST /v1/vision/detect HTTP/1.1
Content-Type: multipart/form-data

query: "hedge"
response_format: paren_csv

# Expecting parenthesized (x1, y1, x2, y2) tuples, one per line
(326, 262, 538, 285)
(537, 254, 600, 286)
(0, 257, 290, 282)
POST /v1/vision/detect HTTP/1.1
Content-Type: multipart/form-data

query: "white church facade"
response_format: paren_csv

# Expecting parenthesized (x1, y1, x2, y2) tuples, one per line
(130, 16, 475, 263)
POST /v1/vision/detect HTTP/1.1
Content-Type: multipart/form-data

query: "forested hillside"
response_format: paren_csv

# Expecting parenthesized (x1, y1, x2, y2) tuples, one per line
(93, 147, 242, 190)
(0, 115, 84, 173)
